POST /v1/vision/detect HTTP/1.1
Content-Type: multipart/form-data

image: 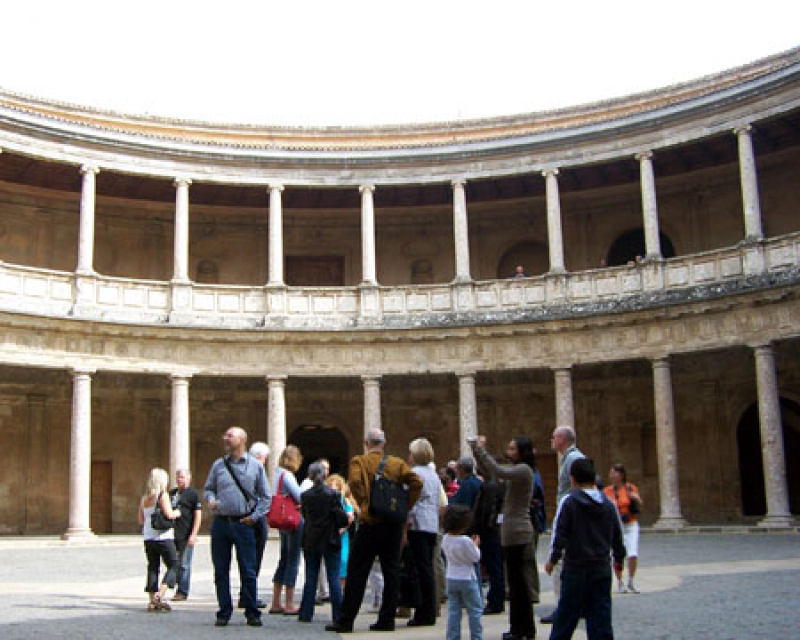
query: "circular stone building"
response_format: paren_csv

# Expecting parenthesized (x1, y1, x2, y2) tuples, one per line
(0, 49, 798, 537)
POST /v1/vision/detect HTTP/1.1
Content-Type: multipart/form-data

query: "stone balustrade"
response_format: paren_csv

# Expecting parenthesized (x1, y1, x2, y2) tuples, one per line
(0, 232, 797, 330)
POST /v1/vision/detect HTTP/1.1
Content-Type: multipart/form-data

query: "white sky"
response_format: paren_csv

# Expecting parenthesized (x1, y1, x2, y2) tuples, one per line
(1, 1, 798, 126)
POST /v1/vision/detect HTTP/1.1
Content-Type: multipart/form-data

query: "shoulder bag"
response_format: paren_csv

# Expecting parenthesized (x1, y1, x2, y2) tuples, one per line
(369, 455, 409, 526)
(223, 456, 258, 518)
(267, 470, 302, 531)
(150, 492, 175, 531)
(626, 484, 641, 515)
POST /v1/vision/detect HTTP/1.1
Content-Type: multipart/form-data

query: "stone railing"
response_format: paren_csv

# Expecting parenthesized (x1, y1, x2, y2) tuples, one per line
(0, 232, 797, 330)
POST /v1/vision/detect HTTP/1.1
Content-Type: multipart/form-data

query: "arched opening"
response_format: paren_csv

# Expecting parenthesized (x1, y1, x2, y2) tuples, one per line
(736, 398, 800, 516)
(288, 424, 350, 482)
(606, 228, 676, 267)
(497, 241, 549, 279)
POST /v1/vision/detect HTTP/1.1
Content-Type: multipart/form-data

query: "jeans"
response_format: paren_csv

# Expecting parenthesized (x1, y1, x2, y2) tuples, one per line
(255, 517, 268, 577)
(299, 545, 342, 622)
(480, 527, 505, 611)
(144, 539, 178, 593)
(273, 524, 303, 587)
(407, 530, 438, 623)
(504, 544, 535, 637)
(446, 578, 483, 640)
(550, 563, 613, 640)
(337, 521, 404, 628)
(211, 516, 260, 622)
(174, 537, 194, 596)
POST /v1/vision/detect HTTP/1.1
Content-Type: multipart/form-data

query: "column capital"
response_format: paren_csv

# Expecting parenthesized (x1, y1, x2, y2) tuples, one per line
(80, 164, 99, 176)
(451, 178, 467, 189)
(751, 342, 774, 354)
(70, 367, 96, 377)
(541, 168, 560, 178)
(552, 364, 573, 373)
(266, 374, 288, 384)
(361, 374, 382, 382)
(173, 177, 192, 188)
(359, 184, 376, 194)
(169, 373, 192, 383)
(635, 150, 654, 161)
(268, 183, 285, 193)
(456, 370, 477, 380)
(734, 123, 753, 136)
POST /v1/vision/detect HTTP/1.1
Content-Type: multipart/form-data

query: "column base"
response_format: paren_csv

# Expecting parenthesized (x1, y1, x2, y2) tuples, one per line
(757, 514, 795, 528)
(546, 267, 568, 276)
(653, 516, 687, 530)
(61, 528, 98, 542)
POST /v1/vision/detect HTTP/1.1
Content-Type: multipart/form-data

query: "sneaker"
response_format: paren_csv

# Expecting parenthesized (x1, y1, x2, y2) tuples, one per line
(627, 581, 640, 594)
(617, 580, 628, 594)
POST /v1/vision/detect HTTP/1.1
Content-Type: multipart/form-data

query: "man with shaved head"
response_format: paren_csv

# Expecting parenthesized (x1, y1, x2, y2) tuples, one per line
(204, 427, 272, 627)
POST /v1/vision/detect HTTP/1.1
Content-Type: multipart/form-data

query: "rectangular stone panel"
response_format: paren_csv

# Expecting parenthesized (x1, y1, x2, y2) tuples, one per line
(51, 281, 72, 300)
(666, 266, 689, 286)
(524, 285, 545, 304)
(97, 285, 119, 306)
(218, 294, 240, 313)
(596, 278, 618, 297)
(244, 295, 265, 312)
(767, 245, 795, 268)
(407, 294, 429, 311)
(23, 277, 47, 297)
(338, 295, 358, 313)
(193, 293, 215, 311)
(148, 290, 168, 309)
(382, 293, 404, 313)
(720, 257, 743, 277)
(313, 296, 334, 314)
(288, 296, 309, 314)
(501, 287, 521, 306)
(622, 273, 642, 292)
(123, 288, 144, 307)
(693, 261, 716, 282)
(432, 292, 452, 311)
(476, 290, 498, 307)
(0, 274, 22, 295)
(568, 279, 592, 299)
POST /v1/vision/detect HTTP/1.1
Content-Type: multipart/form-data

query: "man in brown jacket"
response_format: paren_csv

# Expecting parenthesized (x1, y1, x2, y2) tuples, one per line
(326, 429, 422, 633)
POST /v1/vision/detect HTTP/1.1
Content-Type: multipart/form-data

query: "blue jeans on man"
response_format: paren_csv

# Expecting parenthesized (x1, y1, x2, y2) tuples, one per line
(446, 578, 483, 640)
(299, 545, 342, 622)
(549, 562, 613, 640)
(174, 537, 194, 596)
(211, 516, 260, 623)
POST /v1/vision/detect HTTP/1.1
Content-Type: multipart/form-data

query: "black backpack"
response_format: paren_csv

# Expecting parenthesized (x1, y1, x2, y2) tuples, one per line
(369, 455, 409, 525)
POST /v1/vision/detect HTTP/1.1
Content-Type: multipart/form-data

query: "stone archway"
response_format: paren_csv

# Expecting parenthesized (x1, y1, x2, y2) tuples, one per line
(497, 241, 549, 278)
(288, 423, 350, 481)
(736, 398, 800, 516)
(607, 228, 676, 266)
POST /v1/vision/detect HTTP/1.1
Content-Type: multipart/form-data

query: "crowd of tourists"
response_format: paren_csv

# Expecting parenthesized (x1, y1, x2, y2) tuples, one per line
(138, 424, 643, 640)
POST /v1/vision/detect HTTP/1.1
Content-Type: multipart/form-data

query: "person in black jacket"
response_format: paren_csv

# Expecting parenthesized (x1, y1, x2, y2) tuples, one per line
(545, 457, 626, 640)
(298, 461, 353, 623)
(472, 455, 505, 615)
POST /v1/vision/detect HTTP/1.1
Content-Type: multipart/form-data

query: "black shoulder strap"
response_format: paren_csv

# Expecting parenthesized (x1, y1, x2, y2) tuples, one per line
(375, 454, 389, 479)
(224, 456, 256, 504)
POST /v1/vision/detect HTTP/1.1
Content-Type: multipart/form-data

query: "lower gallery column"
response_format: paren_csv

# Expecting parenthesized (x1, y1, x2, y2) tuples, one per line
(553, 366, 575, 430)
(753, 344, 793, 527)
(169, 375, 191, 483)
(458, 372, 478, 457)
(63, 368, 96, 540)
(267, 376, 287, 484)
(362, 375, 382, 437)
(652, 358, 686, 528)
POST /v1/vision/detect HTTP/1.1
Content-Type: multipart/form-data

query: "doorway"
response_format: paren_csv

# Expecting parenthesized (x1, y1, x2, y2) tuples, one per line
(91, 460, 113, 534)
(288, 425, 350, 481)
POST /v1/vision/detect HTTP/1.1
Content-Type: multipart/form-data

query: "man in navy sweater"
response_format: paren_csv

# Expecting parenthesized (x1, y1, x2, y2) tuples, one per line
(545, 457, 626, 640)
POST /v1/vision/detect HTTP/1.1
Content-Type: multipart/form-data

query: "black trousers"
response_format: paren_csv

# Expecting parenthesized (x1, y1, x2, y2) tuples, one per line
(144, 539, 178, 593)
(504, 543, 535, 637)
(407, 530, 438, 623)
(337, 521, 404, 627)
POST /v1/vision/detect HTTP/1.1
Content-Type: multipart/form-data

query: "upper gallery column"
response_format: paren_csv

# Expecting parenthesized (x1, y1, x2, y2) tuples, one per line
(637, 151, 663, 260)
(360, 185, 378, 286)
(553, 366, 575, 431)
(452, 180, 472, 282)
(169, 375, 191, 483)
(266, 375, 287, 484)
(267, 184, 285, 286)
(734, 125, 764, 241)
(458, 372, 478, 457)
(75, 165, 99, 275)
(543, 169, 566, 273)
(652, 358, 686, 528)
(172, 178, 192, 283)
(362, 375, 382, 437)
(63, 368, 96, 540)
(753, 344, 793, 526)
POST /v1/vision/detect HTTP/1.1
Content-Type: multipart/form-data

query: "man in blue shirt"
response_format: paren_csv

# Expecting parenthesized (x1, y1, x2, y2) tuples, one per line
(450, 456, 481, 508)
(204, 426, 272, 627)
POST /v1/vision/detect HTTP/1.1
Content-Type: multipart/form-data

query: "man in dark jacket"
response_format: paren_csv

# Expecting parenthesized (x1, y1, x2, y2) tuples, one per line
(545, 457, 626, 640)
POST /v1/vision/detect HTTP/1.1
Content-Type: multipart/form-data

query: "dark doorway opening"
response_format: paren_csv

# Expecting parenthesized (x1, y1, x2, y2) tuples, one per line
(607, 228, 676, 266)
(288, 425, 349, 482)
(737, 398, 800, 516)
(286, 256, 345, 286)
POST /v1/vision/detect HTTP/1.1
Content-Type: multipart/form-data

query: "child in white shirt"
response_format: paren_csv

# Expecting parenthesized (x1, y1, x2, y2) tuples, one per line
(441, 505, 483, 640)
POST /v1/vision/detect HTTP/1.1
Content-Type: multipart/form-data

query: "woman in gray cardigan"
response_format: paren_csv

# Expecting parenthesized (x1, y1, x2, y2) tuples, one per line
(471, 436, 536, 640)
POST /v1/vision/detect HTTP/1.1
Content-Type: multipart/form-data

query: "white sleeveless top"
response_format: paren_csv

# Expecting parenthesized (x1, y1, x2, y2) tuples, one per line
(142, 498, 175, 542)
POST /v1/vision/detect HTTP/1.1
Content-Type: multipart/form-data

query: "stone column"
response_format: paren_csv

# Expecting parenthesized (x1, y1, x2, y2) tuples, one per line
(652, 358, 686, 528)
(553, 366, 575, 431)
(360, 185, 378, 286)
(753, 344, 793, 526)
(266, 376, 287, 484)
(735, 125, 764, 241)
(362, 375, 382, 437)
(169, 375, 191, 483)
(172, 178, 192, 283)
(458, 372, 478, 457)
(267, 184, 285, 286)
(637, 151, 662, 260)
(76, 165, 99, 275)
(452, 180, 472, 282)
(63, 368, 96, 540)
(543, 169, 566, 273)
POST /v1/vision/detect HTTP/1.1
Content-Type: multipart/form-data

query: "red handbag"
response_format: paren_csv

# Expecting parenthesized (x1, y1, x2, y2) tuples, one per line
(267, 471, 301, 531)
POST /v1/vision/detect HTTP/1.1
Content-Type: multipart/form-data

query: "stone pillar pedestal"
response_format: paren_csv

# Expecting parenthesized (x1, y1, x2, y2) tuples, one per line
(652, 358, 687, 529)
(169, 375, 191, 483)
(543, 169, 566, 274)
(452, 180, 472, 282)
(458, 372, 478, 457)
(735, 125, 764, 242)
(267, 184, 285, 286)
(362, 375, 382, 438)
(62, 368, 97, 541)
(637, 151, 663, 260)
(553, 366, 575, 431)
(266, 376, 287, 484)
(753, 344, 794, 527)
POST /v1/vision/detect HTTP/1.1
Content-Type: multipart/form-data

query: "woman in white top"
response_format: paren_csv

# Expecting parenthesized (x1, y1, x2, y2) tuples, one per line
(138, 468, 180, 611)
(405, 437, 444, 627)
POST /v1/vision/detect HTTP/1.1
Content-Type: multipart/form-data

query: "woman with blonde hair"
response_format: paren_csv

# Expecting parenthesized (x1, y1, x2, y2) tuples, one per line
(270, 445, 304, 615)
(138, 467, 180, 611)
(326, 473, 359, 590)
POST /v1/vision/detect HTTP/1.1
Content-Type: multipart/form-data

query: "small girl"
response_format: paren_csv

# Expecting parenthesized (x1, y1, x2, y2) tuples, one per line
(441, 505, 483, 640)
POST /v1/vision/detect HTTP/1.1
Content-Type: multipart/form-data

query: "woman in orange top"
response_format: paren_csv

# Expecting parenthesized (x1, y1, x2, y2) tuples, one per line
(603, 463, 643, 594)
